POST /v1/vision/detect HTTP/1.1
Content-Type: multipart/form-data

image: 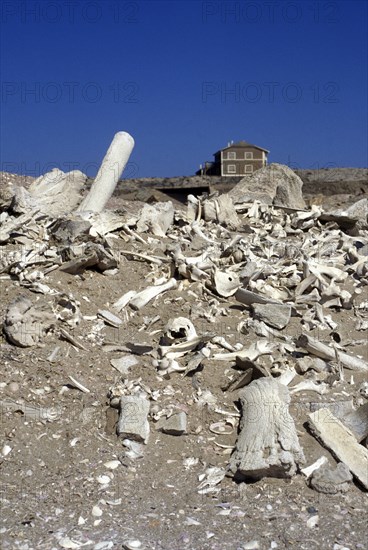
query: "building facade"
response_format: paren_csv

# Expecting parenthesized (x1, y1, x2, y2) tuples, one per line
(199, 140, 269, 177)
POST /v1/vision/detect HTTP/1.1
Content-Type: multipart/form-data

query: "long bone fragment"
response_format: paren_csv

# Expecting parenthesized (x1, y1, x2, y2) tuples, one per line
(113, 290, 137, 311)
(297, 334, 368, 372)
(307, 262, 348, 283)
(159, 337, 203, 360)
(190, 221, 217, 243)
(77, 132, 134, 212)
(129, 278, 178, 311)
(118, 249, 166, 266)
(213, 340, 275, 362)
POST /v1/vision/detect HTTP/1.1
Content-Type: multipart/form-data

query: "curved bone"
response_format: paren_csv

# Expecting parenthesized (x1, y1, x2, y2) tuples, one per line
(159, 336, 203, 359)
(213, 269, 240, 297)
(129, 278, 178, 310)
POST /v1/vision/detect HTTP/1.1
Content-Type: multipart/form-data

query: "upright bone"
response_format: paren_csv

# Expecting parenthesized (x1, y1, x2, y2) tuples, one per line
(229, 377, 305, 480)
(77, 131, 134, 212)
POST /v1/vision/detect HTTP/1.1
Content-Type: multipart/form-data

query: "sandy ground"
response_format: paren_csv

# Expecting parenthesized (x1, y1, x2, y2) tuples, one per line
(0, 168, 367, 550)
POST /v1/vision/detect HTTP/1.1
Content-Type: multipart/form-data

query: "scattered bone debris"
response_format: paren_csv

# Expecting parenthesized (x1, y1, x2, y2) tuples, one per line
(1, 139, 368, 547)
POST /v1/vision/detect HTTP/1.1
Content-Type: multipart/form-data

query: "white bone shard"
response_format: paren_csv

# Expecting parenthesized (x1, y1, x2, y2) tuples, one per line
(289, 380, 329, 395)
(301, 456, 328, 478)
(129, 278, 178, 310)
(213, 269, 240, 297)
(113, 290, 138, 311)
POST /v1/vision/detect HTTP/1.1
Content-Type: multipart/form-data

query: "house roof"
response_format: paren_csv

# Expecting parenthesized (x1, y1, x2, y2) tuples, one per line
(214, 140, 270, 155)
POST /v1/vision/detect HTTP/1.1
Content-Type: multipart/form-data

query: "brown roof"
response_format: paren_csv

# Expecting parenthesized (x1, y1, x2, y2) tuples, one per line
(214, 140, 270, 155)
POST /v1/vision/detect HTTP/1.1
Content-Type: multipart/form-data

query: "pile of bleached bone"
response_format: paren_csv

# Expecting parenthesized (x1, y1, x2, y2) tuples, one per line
(1, 132, 368, 493)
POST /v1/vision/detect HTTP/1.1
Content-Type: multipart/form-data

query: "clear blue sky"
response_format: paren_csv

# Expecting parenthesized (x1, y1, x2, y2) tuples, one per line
(1, 0, 367, 177)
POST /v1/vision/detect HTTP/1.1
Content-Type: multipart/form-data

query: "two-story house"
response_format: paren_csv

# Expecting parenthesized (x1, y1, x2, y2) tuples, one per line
(199, 140, 269, 176)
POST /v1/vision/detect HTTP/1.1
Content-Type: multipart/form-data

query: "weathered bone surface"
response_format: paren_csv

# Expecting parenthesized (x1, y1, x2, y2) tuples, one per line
(298, 334, 368, 372)
(212, 269, 240, 297)
(1, 169, 87, 219)
(235, 288, 281, 306)
(78, 210, 127, 237)
(309, 462, 353, 494)
(4, 295, 56, 347)
(252, 302, 291, 329)
(60, 243, 118, 274)
(156, 411, 187, 435)
(227, 163, 306, 209)
(308, 408, 368, 490)
(77, 131, 134, 212)
(229, 377, 305, 480)
(136, 201, 174, 236)
(28, 169, 87, 215)
(202, 194, 240, 229)
(341, 402, 368, 442)
(161, 317, 197, 345)
(159, 336, 203, 360)
(216, 194, 240, 228)
(213, 340, 275, 362)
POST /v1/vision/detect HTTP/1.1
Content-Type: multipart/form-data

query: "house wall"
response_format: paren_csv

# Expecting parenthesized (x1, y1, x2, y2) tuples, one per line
(200, 145, 268, 176)
(219, 146, 267, 176)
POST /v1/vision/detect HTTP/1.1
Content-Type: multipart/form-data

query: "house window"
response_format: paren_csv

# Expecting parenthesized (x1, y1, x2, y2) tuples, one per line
(244, 152, 253, 159)
(244, 165, 253, 173)
(227, 164, 236, 173)
(227, 152, 236, 160)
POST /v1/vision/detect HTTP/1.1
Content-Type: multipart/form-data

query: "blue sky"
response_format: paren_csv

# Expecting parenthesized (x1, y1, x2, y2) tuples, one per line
(1, 0, 367, 177)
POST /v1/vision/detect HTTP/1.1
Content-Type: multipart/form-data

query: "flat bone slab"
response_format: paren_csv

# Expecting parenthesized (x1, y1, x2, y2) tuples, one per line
(252, 303, 291, 330)
(118, 396, 150, 444)
(229, 377, 305, 480)
(308, 408, 368, 490)
(341, 402, 368, 442)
